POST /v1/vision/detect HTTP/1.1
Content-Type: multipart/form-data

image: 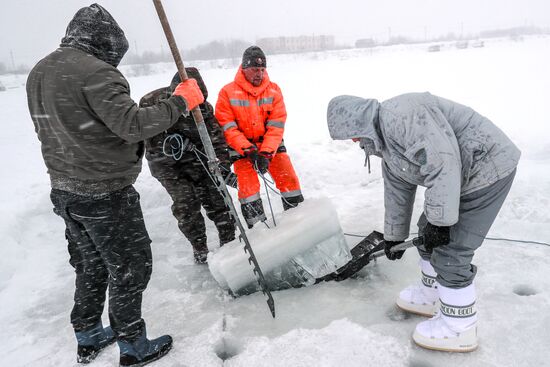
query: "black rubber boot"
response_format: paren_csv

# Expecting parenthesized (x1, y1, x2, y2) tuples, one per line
(192, 239, 209, 264)
(218, 226, 236, 247)
(240, 198, 266, 228)
(117, 327, 172, 367)
(75, 322, 116, 364)
(282, 194, 304, 211)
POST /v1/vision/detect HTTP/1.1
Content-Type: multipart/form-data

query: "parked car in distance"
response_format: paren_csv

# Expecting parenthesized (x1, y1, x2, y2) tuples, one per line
(456, 40, 469, 49)
(472, 40, 485, 48)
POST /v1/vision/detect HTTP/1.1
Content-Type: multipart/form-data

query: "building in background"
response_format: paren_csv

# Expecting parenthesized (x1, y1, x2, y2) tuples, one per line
(355, 38, 377, 48)
(257, 35, 335, 54)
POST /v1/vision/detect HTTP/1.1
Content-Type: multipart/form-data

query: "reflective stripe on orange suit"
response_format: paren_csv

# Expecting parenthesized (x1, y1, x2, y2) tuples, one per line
(215, 67, 301, 200)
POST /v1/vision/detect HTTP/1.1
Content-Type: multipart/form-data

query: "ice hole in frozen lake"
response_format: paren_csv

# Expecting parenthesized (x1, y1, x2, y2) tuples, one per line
(513, 284, 538, 296)
(409, 358, 436, 367)
(214, 336, 242, 361)
(386, 305, 413, 321)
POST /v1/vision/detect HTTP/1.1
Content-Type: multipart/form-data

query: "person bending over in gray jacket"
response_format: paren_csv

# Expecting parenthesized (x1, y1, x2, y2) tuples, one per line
(26, 4, 204, 366)
(327, 92, 520, 353)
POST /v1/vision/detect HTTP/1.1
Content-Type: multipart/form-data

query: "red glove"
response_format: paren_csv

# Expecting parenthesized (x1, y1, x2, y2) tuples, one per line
(173, 78, 204, 111)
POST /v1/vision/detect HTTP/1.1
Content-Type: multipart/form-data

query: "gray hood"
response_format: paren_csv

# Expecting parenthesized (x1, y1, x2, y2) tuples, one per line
(327, 95, 382, 150)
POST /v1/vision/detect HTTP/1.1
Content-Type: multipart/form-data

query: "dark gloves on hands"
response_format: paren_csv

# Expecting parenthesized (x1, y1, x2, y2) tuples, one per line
(423, 222, 451, 253)
(246, 147, 271, 174)
(245, 147, 260, 168)
(384, 240, 405, 260)
(256, 152, 271, 174)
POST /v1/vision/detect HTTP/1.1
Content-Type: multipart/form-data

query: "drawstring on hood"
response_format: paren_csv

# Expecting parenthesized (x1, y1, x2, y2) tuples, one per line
(359, 138, 379, 173)
(365, 150, 371, 173)
(327, 95, 383, 173)
(60, 3, 129, 67)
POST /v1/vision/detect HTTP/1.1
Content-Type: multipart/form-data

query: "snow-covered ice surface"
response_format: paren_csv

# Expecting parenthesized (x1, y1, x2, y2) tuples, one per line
(1, 37, 550, 366)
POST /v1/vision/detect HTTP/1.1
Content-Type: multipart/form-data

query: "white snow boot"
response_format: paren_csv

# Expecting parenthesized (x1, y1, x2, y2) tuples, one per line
(413, 283, 478, 352)
(396, 259, 439, 316)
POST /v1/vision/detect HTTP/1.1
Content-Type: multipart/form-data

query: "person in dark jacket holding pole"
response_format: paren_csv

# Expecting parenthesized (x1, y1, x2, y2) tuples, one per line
(26, 4, 204, 366)
(327, 92, 520, 353)
(140, 69, 236, 264)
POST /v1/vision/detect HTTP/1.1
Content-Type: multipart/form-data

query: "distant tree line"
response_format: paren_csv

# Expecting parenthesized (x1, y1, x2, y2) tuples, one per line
(122, 39, 250, 66)
(0, 61, 30, 75)
(123, 50, 173, 65)
(185, 39, 250, 61)
(479, 26, 549, 38)
(0, 39, 253, 73)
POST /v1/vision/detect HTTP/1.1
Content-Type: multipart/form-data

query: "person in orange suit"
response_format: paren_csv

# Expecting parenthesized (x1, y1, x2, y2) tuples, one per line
(215, 46, 304, 228)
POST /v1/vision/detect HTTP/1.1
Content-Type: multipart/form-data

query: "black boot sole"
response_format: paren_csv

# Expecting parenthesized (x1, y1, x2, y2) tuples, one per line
(119, 343, 173, 367)
(77, 337, 116, 364)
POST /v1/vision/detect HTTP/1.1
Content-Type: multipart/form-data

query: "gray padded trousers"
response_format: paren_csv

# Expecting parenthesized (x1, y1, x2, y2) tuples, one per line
(417, 169, 517, 288)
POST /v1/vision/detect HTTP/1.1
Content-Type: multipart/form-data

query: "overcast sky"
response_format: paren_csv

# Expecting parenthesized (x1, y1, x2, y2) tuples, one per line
(2, 0, 549, 66)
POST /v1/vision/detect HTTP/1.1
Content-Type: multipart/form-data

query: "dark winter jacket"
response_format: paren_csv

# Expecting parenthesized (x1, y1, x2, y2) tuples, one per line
(26, 4, 188, 195)
(327, 92, 521, 241)
(139, 68, 231, 179)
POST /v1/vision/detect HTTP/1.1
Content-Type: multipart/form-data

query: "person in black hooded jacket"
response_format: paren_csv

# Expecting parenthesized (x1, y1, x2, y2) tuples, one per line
(26, 4, 204, 366)
(140, 69, 237, 264)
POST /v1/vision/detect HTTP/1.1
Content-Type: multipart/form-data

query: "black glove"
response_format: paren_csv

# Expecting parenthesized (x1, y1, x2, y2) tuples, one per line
(244, 146, 258, 159)
(256, 152, 271, 174)
(246, 147, 271, 174)
(423, 222, 451, 253)
(384, 240, 405, 260)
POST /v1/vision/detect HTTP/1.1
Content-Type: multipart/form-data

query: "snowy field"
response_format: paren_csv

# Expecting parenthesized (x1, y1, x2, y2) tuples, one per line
(1, 37, 550, 366)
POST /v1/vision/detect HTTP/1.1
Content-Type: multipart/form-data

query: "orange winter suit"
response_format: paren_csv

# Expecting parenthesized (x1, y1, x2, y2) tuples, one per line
(215, 67, 303, 226)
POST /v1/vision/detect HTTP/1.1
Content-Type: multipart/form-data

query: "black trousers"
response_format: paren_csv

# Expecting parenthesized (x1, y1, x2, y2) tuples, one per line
(50, 186, 152, 342)
(149, 160, 235, 247)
